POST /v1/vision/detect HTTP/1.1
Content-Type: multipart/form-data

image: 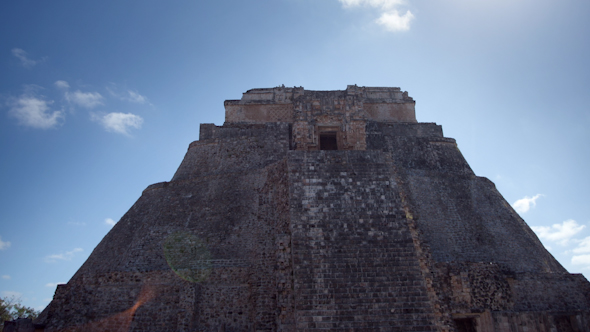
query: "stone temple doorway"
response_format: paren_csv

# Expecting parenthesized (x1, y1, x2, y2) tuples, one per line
(454, 318, 477, 332)
(319, 131, 338, 150)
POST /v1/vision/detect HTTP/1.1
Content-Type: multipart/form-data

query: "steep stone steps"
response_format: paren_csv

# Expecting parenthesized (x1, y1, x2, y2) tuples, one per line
(287, 150, 438, 331)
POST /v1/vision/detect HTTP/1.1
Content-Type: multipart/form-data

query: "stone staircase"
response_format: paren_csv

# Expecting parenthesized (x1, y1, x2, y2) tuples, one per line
(287, 150, 438, 331)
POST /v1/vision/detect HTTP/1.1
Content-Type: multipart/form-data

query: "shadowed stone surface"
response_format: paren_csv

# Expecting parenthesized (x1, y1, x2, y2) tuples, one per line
(34, 86, 590, 332)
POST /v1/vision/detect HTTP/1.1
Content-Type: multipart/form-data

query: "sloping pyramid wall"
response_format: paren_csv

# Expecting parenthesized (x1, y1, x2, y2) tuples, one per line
(37, 123, 295, 331)
(35, 120, 590, 332)
(366, 121, 590, 330)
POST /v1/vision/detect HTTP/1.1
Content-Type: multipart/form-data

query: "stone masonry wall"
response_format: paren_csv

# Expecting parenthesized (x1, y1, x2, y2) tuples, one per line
(291, 90, 368, 151)
(365, 120, 589, 332)
(366, 121, 565, 274)
(287, 150, 439, 331)
(35, 90, 590, 332)
(37, 124, 295, 331)
(224, 86, 416, 126)
(172, 122, 291, 181)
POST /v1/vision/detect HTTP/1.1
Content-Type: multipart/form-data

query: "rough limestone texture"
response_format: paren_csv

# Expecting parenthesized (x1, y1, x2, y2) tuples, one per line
(34, 86, 590, 332)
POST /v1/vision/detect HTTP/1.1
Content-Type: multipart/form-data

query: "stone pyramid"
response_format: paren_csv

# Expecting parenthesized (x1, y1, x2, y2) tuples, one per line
(35, 86, 590, 332)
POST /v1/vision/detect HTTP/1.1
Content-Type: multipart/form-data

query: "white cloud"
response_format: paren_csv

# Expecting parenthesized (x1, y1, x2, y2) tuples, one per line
(337, 0, 413, 32)
(11, 48, 38, 68)
(45, 282, 65, 288)
(55, 81, 104, 109)
(54, 80, 70, 89)
(126, 90, 148, 104)
(512, 194, 543, 214)
(8, 95, 64, 129)
(572, 254, 590, 266)
(107, 85, 150, 105)
(573, 236, 590, 254)
(339, 0, 404, 10)
(67, 90, 104, 109)
(105, 218, 117, 226)
(0, 236, 12, 250)
(376, 10, 414, 32)
(44, 248, 83, 263)
(2, 275, 10, 280)
(531, 219, 585, 246)
(92, 112, 143, 135)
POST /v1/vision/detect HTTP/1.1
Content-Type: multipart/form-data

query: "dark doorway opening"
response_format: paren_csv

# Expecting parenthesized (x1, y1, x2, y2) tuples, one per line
(554, 315, 577, 332)
(454, 318, 477, 332)
(319, 132, 338, 150)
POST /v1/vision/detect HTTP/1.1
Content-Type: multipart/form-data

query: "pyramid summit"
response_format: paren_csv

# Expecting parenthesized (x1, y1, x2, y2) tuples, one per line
(34, 85, 590, 332)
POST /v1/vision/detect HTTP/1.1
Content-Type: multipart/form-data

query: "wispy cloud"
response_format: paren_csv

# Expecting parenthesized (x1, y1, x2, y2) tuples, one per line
(54, 80, 70, 89)
(107, 85, 150, 105)
(44, 248, 83, 263)
(8, 93, 64, 129)
(512, 194, 543, 214)
(105, 218, 117, 226)
(339, 0, 404, 10)
(531, 219, 585, 246)
(126, 90, 148, 104)
(92, 112, 143, 135)
(573, 236, 590, 254)
(2, 275, 10, 280)
(67, 90, 104, 108)
(572, 254, 590, 266)
(11, 48, 41, 69)
(0, 236, 12, 250)
(337, 0, 414, 32)
(55, 80, 104, 109)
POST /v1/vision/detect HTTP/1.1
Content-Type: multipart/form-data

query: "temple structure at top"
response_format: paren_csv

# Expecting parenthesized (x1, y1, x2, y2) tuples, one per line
(223, 85, 417, 151)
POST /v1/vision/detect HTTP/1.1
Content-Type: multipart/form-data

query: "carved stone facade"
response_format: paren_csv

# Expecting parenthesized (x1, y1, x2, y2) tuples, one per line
(33, 86, 590, 332)
(225, 85, 416, 151)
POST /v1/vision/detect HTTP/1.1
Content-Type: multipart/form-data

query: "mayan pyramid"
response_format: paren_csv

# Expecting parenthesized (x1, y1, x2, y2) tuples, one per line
(34, 85, 590, 332)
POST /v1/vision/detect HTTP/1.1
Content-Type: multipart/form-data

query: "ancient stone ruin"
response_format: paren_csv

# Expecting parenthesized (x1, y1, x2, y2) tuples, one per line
(34, 85, 590, 331)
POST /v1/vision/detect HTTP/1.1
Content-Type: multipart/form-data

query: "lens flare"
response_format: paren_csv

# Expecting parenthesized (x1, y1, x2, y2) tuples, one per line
(163, 231, 212, 283)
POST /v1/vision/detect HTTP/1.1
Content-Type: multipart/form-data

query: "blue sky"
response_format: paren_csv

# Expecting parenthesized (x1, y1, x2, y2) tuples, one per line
(0, 0, 589, 310)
